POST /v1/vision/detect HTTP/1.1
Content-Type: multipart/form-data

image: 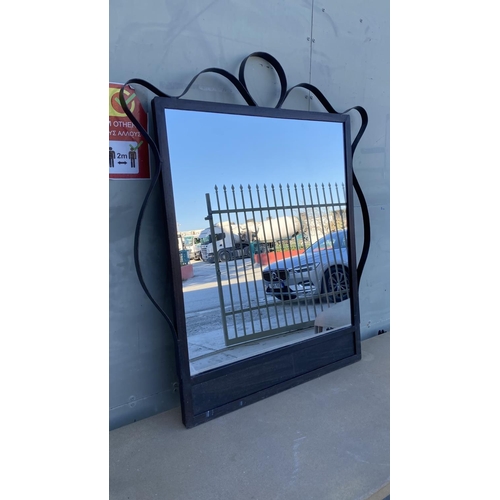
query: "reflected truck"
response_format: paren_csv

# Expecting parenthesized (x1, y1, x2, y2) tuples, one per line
(199, 221, 251, 263)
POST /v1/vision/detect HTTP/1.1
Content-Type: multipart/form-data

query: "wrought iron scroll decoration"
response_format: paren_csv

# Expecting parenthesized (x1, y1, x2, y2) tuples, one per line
(118, 51, 370, 341)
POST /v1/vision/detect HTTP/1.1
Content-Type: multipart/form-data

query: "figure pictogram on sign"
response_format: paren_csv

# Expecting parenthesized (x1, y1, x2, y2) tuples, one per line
(109, 141, 141, 173)
(128, 145, 137, 168)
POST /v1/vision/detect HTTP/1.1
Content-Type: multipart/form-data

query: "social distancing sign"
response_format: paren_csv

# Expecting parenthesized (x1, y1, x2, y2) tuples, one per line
(109, 83, 150, 179)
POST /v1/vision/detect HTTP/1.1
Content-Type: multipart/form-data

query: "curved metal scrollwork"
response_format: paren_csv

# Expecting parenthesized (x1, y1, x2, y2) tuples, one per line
(118, 52, 370, 332)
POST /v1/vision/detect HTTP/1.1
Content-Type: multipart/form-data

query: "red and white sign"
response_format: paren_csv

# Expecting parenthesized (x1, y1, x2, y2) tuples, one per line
(109, 83, 150, 179)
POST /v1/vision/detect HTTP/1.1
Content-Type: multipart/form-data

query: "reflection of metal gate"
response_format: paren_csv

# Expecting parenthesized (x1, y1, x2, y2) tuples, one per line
(206, 182, 349, 347)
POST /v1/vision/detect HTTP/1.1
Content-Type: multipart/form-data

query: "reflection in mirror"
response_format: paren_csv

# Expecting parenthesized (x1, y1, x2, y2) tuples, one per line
(165, 108, 352, 375)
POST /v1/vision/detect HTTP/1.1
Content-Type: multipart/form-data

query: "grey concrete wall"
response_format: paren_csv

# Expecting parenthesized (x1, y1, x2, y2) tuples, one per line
(109, 0, 389, 429)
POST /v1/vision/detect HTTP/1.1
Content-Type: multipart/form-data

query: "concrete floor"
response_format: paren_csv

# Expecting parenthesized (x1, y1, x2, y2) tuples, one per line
(109, 332, 390, 500)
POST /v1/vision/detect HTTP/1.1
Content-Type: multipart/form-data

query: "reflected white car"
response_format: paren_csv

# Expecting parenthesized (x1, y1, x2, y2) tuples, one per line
(262, 230, 349, 302)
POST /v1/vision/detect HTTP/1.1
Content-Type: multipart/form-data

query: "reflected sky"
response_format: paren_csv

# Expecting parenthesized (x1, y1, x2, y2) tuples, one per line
(165, 109, 346, 230)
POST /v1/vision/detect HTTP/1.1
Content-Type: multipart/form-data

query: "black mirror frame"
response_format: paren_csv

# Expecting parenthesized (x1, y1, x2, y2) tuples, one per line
(153, 98, 360, 428)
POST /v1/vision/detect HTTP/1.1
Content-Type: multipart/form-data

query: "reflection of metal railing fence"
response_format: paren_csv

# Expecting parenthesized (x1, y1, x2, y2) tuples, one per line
(206, 182, 349, 346)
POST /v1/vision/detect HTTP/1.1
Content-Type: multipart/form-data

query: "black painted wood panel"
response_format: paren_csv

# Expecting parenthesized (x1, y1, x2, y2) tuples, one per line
(191, 330, 355, 417)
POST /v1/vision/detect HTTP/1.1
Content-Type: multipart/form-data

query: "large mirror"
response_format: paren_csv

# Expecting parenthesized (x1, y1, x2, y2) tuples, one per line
(153, 98, 360, 427)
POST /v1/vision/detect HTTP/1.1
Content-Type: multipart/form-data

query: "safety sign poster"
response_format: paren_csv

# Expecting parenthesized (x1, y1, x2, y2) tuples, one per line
(109, 83, 150, 179)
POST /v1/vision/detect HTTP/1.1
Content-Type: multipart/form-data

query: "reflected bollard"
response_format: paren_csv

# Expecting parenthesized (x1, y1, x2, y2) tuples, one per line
(179, 249, 189, 266)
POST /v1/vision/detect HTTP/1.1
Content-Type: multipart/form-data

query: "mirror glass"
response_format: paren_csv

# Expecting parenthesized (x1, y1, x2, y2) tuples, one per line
(164, 106, 352, 375)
